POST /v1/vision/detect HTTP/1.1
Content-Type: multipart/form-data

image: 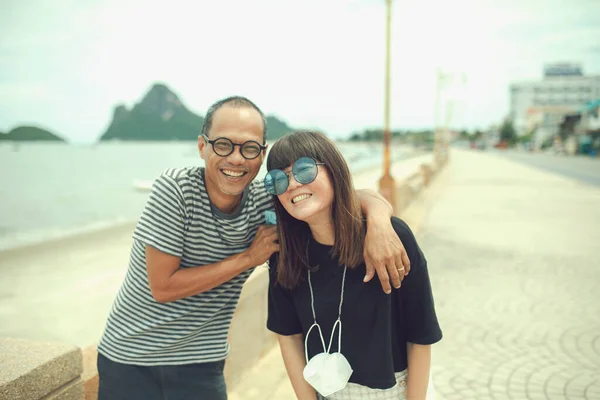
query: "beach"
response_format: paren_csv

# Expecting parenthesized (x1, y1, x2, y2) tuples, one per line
(0, 148, 434, 349)
(0, 141, 416, 251)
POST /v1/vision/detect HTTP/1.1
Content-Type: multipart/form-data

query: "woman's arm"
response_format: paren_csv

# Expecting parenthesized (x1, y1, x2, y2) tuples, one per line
(406, 342, 431, 400)
(277, 334, 318, 400)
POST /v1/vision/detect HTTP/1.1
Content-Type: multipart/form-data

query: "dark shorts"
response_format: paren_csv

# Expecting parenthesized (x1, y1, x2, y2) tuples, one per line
(97, 353, 227, 400)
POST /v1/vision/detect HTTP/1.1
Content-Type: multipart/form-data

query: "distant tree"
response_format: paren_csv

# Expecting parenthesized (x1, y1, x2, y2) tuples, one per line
(499, 119, 517, 145)
(349, 132, 362, 141)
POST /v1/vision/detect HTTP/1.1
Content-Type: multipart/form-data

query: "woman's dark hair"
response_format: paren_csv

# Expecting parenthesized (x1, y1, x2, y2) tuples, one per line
(267, 131, 365, 289)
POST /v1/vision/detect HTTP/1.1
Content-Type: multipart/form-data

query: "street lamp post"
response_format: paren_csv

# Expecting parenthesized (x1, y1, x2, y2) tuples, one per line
(434, 71, 465, 165)
(378, 0, 396, 213)
(433, 70, 441, 165)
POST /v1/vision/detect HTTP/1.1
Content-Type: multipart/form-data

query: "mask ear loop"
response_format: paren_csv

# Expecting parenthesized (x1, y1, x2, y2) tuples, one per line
(327, 266, 347, 354)
(305, 270, 327, 363)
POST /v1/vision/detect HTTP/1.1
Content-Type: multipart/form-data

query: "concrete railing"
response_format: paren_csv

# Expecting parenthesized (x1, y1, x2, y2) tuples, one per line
(0, 338, 83, 400)
(0, 152, 448, 400)
(395, 159, 441, 214)
(223, 266, 275, 391)
(75, 265, 275, 399)
(0, 266, 275, 400)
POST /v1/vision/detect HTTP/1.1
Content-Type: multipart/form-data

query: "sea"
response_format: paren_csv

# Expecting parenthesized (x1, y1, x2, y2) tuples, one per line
(0, 141, 414, 251)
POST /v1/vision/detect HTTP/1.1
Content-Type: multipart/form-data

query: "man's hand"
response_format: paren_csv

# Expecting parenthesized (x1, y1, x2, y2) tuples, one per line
(363, 218, 410, 293)
(244, 225, 280, 267)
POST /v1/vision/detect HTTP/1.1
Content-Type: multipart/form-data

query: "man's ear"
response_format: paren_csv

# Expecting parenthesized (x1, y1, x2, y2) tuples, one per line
(260, 144, 269, 163)
(198, 135, 206, 160)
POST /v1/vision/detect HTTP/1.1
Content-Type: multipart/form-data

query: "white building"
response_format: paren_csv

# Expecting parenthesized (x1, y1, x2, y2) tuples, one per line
(509, 63, 600, 147)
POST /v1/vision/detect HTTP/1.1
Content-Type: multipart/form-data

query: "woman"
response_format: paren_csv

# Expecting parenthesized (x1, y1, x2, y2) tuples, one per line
(265, 131, 442, 399)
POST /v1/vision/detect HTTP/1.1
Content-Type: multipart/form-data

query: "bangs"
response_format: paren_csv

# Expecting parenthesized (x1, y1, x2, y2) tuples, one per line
(267, 131, 327, 171)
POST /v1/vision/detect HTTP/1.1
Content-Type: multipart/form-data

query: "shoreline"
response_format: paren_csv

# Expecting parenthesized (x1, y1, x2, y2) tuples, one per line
(0, 146, 425, 256)
(0, 220, 137, 264)
(0, 152, 437, 400)
(0, 153, 433, 347)
(0, 219, 138, 255)
(0, 219, 136, 347)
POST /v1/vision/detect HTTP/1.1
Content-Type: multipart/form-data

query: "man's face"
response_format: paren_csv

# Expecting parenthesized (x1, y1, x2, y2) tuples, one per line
(199, 105, 266, 197)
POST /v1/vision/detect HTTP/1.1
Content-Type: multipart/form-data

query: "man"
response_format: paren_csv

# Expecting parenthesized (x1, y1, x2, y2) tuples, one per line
(96, 96, 410, 399)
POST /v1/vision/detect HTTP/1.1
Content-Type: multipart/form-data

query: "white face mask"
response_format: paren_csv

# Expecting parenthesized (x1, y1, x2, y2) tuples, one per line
(302, 266, 353, 397)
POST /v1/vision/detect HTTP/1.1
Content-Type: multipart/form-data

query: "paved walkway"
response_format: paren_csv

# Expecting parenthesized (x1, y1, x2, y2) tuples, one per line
(498, 150, 600, 187)
(424, 149, 600, 400)
(231, 148, 600, 399)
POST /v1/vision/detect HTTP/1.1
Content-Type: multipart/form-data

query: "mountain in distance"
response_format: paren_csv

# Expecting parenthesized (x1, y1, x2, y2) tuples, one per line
(265, 115, 296, 142)
(0, 126, 66, 142)
(99, 83, 298, 142)
(100, 83, 204, 141)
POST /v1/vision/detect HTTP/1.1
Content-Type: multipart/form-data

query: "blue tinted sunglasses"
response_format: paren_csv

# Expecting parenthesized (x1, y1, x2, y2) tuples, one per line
(264, 157, 325, 195)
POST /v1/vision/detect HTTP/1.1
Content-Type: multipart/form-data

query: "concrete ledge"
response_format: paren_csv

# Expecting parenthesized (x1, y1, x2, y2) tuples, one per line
(75, 264, 274, 399)
(44, 380, 84, 400)
(0, 338, 83, 400)
(398, 156, 450, 238)
(224, 265, 276, 392)
(80, 346, 98, 400)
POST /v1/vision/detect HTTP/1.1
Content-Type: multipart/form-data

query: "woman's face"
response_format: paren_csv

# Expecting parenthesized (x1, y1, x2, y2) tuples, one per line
(277, 161, 334, 225)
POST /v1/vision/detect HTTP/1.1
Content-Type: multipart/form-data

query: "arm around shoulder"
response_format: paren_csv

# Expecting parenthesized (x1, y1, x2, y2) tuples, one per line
(357, 190, 411, 293)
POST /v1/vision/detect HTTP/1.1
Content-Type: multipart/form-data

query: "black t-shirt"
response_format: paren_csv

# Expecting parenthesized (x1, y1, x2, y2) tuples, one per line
(266, 217, 442, 390)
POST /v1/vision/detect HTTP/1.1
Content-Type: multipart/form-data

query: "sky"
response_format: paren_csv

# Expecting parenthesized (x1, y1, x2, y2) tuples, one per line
(1, 0, 599, 143)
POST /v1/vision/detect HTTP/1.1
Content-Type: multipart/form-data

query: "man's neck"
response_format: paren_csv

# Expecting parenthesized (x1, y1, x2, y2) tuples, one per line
(204, 178, 243, 214)
(211, 192, 242, 214)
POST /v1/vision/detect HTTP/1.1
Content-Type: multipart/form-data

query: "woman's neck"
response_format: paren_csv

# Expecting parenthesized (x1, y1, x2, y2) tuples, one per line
(308, 220, 335, 246)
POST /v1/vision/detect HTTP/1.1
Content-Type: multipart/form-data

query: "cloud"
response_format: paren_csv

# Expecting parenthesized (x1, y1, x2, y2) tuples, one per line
(0, 82, 49, 101)
(1, 0, 600, 141)
(588, 45, 600, 54)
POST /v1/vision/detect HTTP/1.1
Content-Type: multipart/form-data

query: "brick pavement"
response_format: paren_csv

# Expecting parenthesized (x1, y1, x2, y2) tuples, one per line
(423, 149, 600, 400)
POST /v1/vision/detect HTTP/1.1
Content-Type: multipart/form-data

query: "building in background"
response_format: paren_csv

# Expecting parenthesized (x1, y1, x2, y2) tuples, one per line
(558, 99, 600, 156)
(509, 63, 600, 149)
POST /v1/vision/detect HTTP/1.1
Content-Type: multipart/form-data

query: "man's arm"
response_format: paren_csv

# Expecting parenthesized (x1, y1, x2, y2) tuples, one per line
(277, 334, 318, 400)
(146, 225, 278, 303)
(356, 189, 410, 294)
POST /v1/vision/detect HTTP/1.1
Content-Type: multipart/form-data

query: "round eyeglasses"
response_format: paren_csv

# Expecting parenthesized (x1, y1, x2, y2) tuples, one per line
(264, 157, 325, 195)
(202, 135, 266, 160)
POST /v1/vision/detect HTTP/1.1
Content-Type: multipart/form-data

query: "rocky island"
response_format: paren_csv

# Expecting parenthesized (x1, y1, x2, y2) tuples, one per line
(0, 126, 66, 142)
(3, 83, 301, 143)
(99, 83, 296, 141)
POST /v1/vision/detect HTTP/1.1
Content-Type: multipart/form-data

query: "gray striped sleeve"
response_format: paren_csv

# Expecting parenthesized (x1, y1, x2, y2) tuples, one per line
(133, 173, 187, 257)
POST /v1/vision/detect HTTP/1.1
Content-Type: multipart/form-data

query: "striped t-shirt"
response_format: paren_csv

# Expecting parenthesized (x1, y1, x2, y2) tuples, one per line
(97, 167, 273, 366)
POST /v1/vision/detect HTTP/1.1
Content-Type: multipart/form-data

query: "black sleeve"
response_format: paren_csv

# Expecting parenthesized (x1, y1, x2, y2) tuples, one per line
(266, 254, 303, 336)
(392, 217, 443, 345)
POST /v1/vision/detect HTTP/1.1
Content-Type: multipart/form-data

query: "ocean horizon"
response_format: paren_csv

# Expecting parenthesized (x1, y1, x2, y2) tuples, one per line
(0, 141, 415, 251)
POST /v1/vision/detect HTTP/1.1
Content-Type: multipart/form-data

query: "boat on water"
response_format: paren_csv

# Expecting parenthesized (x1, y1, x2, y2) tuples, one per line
(132, 180, 154, 192)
